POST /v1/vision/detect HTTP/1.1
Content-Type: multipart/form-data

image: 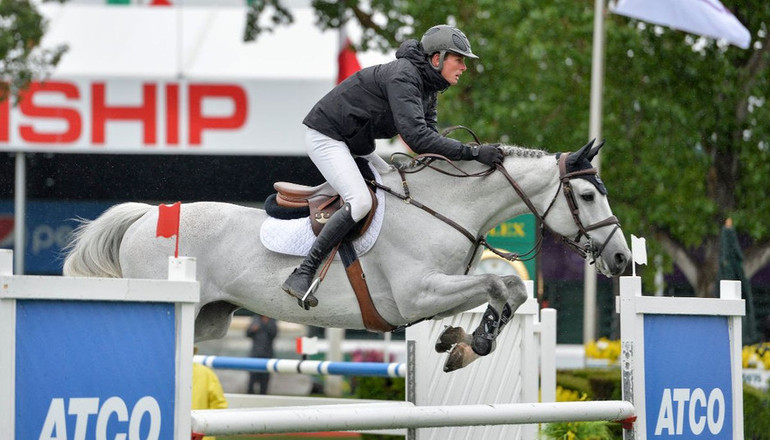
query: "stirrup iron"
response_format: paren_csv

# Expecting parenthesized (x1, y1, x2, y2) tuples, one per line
(299, 278, 322, 310)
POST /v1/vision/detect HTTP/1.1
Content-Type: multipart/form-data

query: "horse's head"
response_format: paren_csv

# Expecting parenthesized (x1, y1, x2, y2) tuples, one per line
(543, 139, 631, 277)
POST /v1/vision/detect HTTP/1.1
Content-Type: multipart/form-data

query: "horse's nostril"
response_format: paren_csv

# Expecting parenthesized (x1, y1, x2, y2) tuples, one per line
(615, 253, 627, 266)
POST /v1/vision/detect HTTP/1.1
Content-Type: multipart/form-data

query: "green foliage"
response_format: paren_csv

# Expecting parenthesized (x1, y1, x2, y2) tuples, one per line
(243, 0, 293, 42)
(354, 376, 405, 401)
(354, 376, 405, 440)
(542, 420, 614, 440)
(0, 0, 67, 103)
(557, 371, 593, 396)
(242, 0, 770, 293)
(557, 369, 622, 400)
(744, 384, 770, 440)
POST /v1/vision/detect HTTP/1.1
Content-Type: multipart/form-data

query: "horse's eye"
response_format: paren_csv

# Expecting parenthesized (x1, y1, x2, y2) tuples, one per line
(580, 193, 595, 202)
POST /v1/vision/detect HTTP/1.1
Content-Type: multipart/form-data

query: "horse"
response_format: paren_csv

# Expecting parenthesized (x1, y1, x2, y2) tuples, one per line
(63, 139, 630, 372)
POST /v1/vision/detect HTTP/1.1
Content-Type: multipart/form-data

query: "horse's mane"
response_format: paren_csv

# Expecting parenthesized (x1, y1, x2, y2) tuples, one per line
(500, 145, 548, 159)
(393, 144, 548, 170)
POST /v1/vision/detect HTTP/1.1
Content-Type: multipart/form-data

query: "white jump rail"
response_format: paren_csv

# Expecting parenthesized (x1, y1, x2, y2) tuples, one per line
(0, 250, 199, 440)
(190, 400, 635, 436)
(618, 276, 745, 440)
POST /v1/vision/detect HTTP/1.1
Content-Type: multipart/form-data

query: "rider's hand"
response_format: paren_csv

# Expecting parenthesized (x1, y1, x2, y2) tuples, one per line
(474, 144, 503, 166)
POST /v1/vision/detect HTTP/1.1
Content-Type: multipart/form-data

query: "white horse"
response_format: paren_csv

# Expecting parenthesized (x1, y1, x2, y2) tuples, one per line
(63, 140, 630, 371)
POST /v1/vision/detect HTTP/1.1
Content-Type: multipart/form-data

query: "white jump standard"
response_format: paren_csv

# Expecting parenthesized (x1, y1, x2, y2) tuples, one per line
(618, 276, 745, 440)
(0, 251, 199, 440)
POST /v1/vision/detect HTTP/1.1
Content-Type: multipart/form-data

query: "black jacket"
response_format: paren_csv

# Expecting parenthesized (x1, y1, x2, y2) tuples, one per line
(303, 39, 466, 158)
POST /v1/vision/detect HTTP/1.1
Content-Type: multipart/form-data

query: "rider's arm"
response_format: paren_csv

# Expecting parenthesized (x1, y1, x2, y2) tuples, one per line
(385, 72, 468, 159)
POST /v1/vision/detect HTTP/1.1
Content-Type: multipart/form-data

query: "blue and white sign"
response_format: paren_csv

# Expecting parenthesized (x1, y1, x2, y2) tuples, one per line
(644, 315, 733, 438)
(0, 200, 112, 274)
(618, 277, 744, 440)
(15, 300, 176, 440)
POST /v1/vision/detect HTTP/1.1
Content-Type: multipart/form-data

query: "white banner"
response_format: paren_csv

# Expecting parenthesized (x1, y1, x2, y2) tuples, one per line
(611, 0, 751, 49)
(0, 77, 331, 155)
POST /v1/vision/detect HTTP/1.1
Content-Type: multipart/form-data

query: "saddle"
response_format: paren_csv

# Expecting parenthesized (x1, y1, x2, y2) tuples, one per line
(265, 157, 379, 238)
(270, 181, 378, 237)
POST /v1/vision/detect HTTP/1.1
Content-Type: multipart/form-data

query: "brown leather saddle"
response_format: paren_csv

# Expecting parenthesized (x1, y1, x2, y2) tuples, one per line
(271, 181, 378, 237)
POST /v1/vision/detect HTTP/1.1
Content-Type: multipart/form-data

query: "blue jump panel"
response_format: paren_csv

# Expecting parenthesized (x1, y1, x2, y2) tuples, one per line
(15, 300, 176, 440)
(644, 314, 733, 439)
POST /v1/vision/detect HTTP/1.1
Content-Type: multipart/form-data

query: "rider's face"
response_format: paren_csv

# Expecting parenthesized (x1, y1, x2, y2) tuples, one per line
(432, 53, 467, 86)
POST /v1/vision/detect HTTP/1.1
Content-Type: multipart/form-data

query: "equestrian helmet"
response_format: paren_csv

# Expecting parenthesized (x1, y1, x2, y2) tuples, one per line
(421, 25, 478, 71)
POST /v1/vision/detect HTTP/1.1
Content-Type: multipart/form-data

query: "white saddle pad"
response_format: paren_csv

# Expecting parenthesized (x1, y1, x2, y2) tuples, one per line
(260, 167, 385, 257)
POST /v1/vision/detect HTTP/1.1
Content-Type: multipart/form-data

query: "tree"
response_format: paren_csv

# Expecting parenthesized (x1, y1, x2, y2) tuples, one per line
(270, 0, 770, 297)
(602, 2, 770, 296)
(0, 0, 67, 103)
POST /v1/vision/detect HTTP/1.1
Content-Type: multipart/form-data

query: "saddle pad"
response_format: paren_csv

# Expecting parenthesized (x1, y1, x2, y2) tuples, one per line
(260, 165, 386, 257)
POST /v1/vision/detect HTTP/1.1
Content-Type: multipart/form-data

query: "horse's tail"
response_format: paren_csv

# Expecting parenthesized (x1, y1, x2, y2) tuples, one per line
(62, 202, 153, 278)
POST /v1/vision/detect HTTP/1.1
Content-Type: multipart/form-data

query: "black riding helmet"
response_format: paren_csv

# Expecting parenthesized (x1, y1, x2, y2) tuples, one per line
(420, 25, 478, 71)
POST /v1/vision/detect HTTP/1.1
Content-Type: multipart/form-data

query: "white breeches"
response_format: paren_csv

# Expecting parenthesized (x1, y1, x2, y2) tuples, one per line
(306, 127, 372, 222)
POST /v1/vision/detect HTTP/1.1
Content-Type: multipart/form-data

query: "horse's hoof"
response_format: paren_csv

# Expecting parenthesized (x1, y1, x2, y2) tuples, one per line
(434, 326, 471, 353)
(443, 342, 479, 372)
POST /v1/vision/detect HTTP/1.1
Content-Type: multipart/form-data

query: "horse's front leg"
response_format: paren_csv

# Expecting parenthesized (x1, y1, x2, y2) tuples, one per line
(433, 275, 528, 372)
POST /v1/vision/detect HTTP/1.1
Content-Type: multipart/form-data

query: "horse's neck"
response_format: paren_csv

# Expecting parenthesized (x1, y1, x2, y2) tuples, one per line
(388, 154, 558, 236)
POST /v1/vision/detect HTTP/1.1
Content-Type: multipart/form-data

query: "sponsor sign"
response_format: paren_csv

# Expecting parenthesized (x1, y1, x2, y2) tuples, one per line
(15, 300, 176, 439)
(644, 315, 733, 438)
(485, 214, 537, 279)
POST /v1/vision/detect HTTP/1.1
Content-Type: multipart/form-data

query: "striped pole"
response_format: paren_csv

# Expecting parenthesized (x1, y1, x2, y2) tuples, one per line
(194, 355, 406, 378)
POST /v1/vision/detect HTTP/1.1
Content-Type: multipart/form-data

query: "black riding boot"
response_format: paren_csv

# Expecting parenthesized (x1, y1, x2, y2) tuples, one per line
(282, 203, 357, 309)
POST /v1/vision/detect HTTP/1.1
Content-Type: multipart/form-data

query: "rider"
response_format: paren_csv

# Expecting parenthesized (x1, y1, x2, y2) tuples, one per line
(282, 24, 504, 307)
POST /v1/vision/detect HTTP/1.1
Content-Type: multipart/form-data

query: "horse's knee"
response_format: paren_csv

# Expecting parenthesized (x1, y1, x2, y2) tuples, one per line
(477, 274, 508, 301)
(503, 275, 528, 307)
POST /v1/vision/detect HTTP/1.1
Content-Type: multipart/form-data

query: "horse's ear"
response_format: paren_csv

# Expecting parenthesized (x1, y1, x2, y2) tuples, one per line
(567, 138, 595, 166)
(587, 139, 605, 162)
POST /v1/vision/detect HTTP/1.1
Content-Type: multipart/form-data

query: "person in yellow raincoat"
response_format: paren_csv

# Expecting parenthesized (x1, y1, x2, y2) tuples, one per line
(192, 349, 228, 440)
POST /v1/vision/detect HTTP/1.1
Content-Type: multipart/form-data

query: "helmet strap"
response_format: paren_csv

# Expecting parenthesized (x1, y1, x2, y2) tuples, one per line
(431, 50, 447, 72)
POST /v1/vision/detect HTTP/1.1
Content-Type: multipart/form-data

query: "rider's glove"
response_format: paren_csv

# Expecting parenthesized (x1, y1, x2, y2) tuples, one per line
(464, 143, 503, 166)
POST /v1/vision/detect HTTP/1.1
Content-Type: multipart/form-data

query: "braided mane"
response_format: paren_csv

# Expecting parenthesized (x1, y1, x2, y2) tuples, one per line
(392, 144, 548, 170)
(500, 145, 548, 159)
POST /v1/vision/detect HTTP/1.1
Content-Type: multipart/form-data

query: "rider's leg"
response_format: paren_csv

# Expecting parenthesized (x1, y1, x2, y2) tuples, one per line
(281, 128, 372, 307)
(281, 204, 357, 306)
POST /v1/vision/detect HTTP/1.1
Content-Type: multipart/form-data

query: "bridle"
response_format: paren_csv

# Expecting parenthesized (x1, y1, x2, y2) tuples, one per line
(368, 150, 621, 273)
(506, 153, 621, 264)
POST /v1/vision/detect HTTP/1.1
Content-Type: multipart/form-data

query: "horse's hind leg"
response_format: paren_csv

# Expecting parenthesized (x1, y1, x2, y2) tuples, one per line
(443, 275, 528, 372)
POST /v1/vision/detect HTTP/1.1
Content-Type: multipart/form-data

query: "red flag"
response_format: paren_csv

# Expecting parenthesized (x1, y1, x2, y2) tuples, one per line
(157, 201, 181, 257)
(337, 27, 361, 84)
